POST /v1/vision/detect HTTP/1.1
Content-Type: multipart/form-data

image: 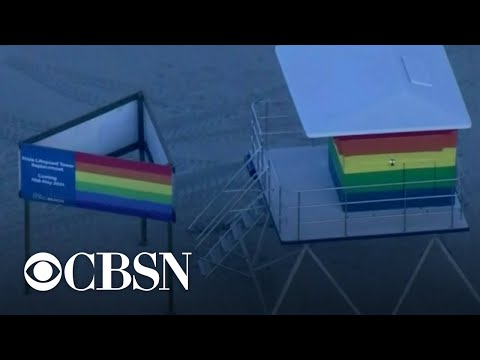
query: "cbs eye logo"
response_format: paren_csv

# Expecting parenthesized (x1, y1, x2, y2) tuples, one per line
(24, 253, 62, 291)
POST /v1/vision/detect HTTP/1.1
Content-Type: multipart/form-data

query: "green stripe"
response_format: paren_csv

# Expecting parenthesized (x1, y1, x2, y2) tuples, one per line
(329, 140, 457, 193)
(76, 181, 172, 204)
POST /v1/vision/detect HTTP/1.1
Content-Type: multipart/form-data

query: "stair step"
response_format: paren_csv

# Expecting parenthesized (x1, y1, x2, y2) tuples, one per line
(245, 153, 257, 178)
(198, 258, 212, 276)
(231, 220, 244, 241)
(209, 244, 225, 264)
(250, 203, 265, 218)
(221, 231, 236, 252)
(256, 196, 266, 207)
(241, 211, 254, 228)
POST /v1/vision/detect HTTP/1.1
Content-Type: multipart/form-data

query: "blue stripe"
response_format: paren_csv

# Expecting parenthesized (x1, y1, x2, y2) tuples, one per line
(76, 191, 173, 221)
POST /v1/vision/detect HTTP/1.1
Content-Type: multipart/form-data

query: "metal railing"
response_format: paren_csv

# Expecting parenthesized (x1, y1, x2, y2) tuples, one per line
(195, 166, 268, 250)
(188, 100, 289, 252)
(250, 100, 289, 237)
(251, 99, 309, 151)
(187, 147, 261, 232)
(288, 180, 464, 241)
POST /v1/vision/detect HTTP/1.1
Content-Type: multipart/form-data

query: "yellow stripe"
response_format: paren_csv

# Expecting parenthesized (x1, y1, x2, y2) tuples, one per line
(76, 171, 172, 195)
(333, 142, 457, 174)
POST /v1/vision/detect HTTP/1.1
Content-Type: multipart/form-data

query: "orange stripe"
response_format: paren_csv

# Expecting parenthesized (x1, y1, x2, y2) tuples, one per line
(76, 151, 172, 176)
(76, 162, 171, 185)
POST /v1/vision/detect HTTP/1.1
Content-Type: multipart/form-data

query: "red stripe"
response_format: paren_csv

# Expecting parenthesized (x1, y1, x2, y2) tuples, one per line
(75, 152, 172, 177)
(334, 130, 457, 156)
(336, 130, 456, 141)
(76, 162, 171, 184)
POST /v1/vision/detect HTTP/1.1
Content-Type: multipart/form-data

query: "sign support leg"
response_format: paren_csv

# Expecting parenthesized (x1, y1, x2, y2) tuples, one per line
(167, 222, 175, 315)
(140, 218, 147, 247)
(24, 200, 30, 295)
(139, 147, 147, 247)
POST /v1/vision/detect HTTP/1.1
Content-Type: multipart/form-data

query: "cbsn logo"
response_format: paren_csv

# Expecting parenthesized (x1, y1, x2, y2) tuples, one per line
(24, 252, 191, 292)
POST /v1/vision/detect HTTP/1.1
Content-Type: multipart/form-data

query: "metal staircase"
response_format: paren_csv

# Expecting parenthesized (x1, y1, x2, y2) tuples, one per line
(188, 150, 269, 278)
(197, 195, 267, 277)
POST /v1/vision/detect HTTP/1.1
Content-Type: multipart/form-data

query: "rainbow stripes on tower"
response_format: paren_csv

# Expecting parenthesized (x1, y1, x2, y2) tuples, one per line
(74, 152, 173, 221)
(328, 130, 458, 212)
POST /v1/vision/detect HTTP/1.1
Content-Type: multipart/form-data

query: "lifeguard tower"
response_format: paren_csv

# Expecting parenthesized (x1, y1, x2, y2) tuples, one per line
(189, 45, 477, 314)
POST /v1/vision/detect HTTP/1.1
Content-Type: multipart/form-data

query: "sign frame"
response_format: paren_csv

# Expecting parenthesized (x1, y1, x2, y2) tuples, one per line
(19, 92, 177, 312)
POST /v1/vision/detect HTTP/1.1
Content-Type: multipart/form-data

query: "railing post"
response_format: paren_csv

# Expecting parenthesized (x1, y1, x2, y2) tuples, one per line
(250, 135, 255, 158)
(297, 192, 301, 242)
(251, 123, 256, 169)
(403, 163, 407, 232)
(459, 177, 464, 221)
(260, 144, 263, 175)
(451, 187, 455, 229)
(267, 161, 271, 206)
(265, 101, 269, 150)
(263, 154, 267, 189)
(278, 187, 282, 235)
(344, 191, 348, 237)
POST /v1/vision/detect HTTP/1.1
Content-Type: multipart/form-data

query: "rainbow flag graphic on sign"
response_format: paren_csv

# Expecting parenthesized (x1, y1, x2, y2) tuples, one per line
(75, 152, 173, 221)
(20, 144, 175, 222)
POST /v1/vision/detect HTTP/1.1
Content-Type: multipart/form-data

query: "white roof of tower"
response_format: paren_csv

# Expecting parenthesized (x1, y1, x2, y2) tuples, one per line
(275, 45, 472, 138)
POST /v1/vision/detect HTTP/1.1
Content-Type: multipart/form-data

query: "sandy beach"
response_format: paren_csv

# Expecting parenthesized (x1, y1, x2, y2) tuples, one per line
(1, 45, 479, 314)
